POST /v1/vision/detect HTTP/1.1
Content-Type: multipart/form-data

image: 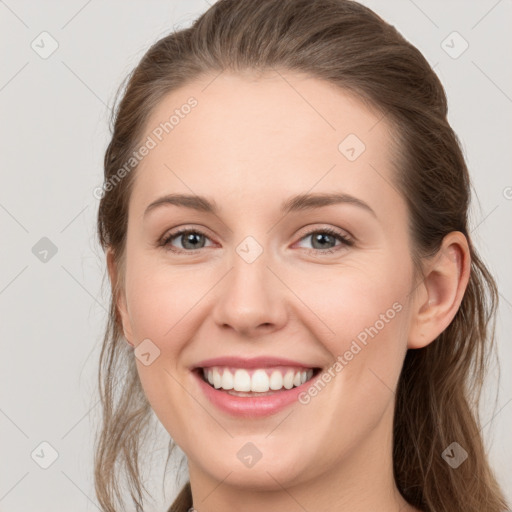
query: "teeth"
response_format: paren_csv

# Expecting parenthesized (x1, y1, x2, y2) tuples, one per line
(202, 367, 315, 393)
(251, 369, 269, 392)
(212, 368, 222, 389)
(269, 370, 283, 390)
(233, 369, 251, 391)
(221, 368, 234, 390)
(283, 370, 294, 389)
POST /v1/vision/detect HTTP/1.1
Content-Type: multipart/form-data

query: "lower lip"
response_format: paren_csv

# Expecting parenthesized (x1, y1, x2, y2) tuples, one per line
(192, 369, 319, 418)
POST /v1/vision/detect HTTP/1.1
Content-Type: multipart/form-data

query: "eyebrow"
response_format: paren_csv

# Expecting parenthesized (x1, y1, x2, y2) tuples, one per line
(144, 192, 376, 218)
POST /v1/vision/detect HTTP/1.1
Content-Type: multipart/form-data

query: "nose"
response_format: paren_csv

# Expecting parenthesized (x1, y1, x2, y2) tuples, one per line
(211, 248, 288, 338)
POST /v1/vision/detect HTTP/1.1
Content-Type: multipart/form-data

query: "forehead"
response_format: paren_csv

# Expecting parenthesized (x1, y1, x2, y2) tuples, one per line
(132, 70, 401, 217)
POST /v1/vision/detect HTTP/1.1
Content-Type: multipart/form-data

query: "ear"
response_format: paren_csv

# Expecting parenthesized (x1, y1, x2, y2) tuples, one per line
(407, 231, 471, 349)
(106, 248, 134, 346)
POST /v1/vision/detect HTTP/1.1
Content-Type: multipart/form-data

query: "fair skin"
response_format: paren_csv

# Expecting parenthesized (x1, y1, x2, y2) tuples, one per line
(108, 70, 470, 512)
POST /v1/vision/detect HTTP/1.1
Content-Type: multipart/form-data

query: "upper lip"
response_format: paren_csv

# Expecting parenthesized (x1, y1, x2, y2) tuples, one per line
(191, 356, 320, 370)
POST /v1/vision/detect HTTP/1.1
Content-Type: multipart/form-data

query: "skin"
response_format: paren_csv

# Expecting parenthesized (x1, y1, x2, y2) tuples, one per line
(108, 70, 470, 512)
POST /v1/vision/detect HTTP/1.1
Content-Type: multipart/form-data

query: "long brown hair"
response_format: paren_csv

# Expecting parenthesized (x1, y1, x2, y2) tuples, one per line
(94, 1, 509, 510)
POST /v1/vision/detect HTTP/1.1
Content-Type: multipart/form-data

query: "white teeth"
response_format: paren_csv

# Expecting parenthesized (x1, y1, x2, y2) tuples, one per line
(212, 368, 222, 389)
(221, 368, 234, 390)
(269, 370, 283, 390)
(233, 369, 251, 391)
(203, 366, 316, 392)
(251, 369, 269, 392)
(283, 370, 294, 389)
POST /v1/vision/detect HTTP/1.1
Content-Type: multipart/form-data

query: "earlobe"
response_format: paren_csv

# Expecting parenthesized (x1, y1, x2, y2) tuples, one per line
(407, 232, 471, 349)
(106, 248, 134, 346)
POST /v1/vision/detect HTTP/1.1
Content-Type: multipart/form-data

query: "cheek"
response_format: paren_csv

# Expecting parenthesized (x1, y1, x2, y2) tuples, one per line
(294, 292, 409, 467)
(305, 263, 411, 411)
(298, 259, 411, 356)
(123, 254, 192, 346)
(123, 258, 197, 439)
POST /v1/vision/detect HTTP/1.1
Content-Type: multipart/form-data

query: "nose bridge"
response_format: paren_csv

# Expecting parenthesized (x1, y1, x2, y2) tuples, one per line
(211, 233, 286, 336)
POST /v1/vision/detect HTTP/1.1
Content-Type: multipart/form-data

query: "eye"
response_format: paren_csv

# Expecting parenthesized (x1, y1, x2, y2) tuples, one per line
(295, 227, 354, 255)
(160, 228, 214, 253)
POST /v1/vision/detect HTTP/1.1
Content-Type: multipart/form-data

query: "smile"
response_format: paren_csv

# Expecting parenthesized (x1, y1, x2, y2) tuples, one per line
(191, 361, 323, 417)
(201, 366, 316, 394)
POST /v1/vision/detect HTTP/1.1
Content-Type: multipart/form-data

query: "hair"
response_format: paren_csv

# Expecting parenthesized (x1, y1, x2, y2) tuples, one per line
(94, 1, 509, 511)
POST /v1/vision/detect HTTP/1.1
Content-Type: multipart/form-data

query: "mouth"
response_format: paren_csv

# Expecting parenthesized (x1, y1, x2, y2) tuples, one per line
(193, 366, 322, 397)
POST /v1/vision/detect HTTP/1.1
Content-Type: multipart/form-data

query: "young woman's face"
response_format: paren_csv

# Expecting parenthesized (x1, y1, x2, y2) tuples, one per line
(116, 71, 418, 490)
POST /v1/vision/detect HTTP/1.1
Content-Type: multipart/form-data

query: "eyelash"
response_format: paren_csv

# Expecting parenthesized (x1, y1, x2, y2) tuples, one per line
(159, 226, 354, 256)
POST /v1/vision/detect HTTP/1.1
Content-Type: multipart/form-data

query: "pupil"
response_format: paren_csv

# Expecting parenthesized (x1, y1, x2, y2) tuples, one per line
(314, 233, 333, 249)
(184, 233, 203, 249)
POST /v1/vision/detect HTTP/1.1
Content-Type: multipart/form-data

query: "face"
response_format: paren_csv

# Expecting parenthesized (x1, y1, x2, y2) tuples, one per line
(115, 71, 418, 490)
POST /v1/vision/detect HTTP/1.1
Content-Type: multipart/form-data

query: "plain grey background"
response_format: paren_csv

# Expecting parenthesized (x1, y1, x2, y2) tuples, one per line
(1, 1, 511, 510)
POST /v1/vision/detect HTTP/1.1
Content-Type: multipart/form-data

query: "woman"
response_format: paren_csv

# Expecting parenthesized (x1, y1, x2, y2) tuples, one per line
(94, 1, 510, 511)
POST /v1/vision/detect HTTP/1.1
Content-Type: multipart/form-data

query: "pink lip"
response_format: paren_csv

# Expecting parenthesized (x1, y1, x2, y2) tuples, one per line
(191, 367, 321, 418)
(191, 355, 316, 370)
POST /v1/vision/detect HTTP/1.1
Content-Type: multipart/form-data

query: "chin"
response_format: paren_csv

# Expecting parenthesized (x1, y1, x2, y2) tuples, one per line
(197, 445, 312, 490)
